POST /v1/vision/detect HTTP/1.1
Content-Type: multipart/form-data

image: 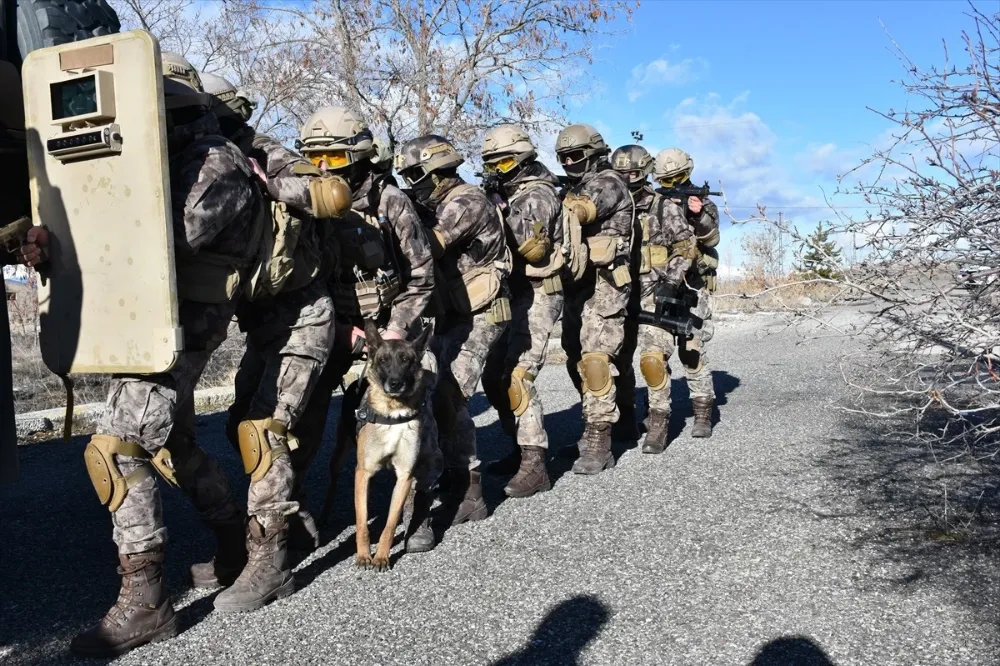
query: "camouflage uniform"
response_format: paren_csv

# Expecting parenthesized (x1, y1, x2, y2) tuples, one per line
(427, 176, 510, 471)
(294, 171, 437, 492)
(482, 161, 564, 452)
(99, 115, 263, 556)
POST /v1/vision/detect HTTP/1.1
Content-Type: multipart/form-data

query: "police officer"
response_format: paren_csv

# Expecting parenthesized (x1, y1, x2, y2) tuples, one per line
(396, 135, 511, 525)
(478, 125, 564, 498)
(189, 75, 351, 612)
(556, 124, 634, 475)
(612, 145, 698, 453)
(69, 54, 266, 656)
(652, 148, 720, 437)
(291, 107, 440, 552)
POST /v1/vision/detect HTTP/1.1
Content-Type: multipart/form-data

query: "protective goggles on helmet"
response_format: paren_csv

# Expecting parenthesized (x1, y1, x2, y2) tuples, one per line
(308, 150, 351, 170)
(482, 155, 520, 174)
(558, 149, 590, 166)
(657, 169, 692, 188)
(399, 165, 431, 186)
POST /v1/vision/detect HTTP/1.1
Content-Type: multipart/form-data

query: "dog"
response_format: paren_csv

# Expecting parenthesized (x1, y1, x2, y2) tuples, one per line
(320, 319, 437, 571)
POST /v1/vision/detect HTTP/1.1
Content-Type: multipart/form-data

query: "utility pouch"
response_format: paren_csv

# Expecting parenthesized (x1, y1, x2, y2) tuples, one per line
(486, 296, 512, 325)
(176, 253, 243, 304)
(542, 274, 563, 295)
(587, 235, 618, 267)
(450, 267, 501, 314)
(649, 244, 670, 268)
(639, 246, 652, 275)
(611, 263, 632, 288)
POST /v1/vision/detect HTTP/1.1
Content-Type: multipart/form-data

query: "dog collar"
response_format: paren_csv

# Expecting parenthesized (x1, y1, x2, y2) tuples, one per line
(355, 404, 419, 426)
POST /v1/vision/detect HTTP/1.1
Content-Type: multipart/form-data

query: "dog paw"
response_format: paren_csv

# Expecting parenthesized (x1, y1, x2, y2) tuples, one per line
(372, 555, 391, 572)
(355, 553, 373, 570)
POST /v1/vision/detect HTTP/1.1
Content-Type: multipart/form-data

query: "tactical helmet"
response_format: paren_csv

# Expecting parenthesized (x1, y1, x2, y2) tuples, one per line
(393, 135, 464, 186)
(554, 123, 609, 167)
(653, 148, 694, 187)
(161, 51, 203, 92)
(297, 106, 375, 171)
(200, 72, 256, 122)
(370, 135, 394, 171)
(611, 144, 654, 188)
(481, 124, 537, 174)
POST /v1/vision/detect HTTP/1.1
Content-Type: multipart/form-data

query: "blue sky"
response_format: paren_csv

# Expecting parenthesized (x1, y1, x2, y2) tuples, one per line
(564, 0, 979, 271)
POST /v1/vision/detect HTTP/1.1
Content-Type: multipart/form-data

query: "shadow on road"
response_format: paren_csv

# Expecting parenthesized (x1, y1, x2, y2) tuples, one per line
(489, 595, 609, 666)
(749, 636, 837, 665)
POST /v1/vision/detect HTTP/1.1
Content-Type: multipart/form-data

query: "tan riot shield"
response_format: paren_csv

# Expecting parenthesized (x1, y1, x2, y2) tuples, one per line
(22, 30, 182, 374)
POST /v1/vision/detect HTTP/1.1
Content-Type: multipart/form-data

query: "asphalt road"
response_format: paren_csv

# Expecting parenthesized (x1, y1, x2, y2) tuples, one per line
(3, 311, 999, 666)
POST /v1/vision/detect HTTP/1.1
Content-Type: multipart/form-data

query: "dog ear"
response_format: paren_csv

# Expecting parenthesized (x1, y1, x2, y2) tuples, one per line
(364, 320, 382, 350)
(414, 321, 433, 354)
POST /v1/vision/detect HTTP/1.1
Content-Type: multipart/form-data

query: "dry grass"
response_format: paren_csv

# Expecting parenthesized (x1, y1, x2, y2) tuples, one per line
(712, 277, 851, 313)
(9, 298, 247, 415)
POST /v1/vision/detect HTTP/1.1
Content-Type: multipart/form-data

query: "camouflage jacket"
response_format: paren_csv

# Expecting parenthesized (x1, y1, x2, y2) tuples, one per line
(503, 162, 563, 277)
(633, 186, 694, 286)
(169, 117, 262, 269)
(346, 173, 436, 336)
(428, 176, 508, 282)
(564, 163, 634, 261)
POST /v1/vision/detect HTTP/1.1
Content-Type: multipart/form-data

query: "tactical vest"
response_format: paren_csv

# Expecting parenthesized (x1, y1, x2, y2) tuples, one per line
(439, 183, 512, 322)
(509, 180, 566, 294)
(636, 197, 698, 282)
(328, 186, 401, 321)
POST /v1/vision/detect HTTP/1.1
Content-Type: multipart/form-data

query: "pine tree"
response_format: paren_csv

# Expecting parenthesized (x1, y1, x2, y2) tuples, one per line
(795, 222, 842, 279)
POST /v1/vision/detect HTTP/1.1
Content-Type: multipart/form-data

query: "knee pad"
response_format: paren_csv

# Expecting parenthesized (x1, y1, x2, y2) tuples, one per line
(679, 339, 705, 374)
(639, 352, 669, 391)
(238, 418, 289, 483)
(507, 366, 536, 417)
(83, 435, 153, 512)
(577, 352, 613, 397)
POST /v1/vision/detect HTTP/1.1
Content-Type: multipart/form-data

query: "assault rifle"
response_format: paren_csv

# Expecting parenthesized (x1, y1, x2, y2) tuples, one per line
(656, 180, 721, 201)
(630, 281, 703, 339)
(475, 171, 503, 196)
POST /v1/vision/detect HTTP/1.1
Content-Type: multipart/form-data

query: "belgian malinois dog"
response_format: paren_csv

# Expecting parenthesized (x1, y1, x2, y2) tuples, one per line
(323, 320, 437, 571)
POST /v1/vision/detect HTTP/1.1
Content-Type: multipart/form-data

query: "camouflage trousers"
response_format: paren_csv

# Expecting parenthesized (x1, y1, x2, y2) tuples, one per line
(561, 268, 631, 424)
(228, 279, 335, 526)
(99, 300, 244, 555)
(637, 281, 716, 413)
(482, 279, 564, 449)
(433, 307, 508, 470)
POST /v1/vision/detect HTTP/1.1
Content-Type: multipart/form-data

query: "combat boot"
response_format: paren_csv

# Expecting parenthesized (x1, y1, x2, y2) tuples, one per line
(403, 487, 436, 553)
(641, 409, 670, 454)
(71, 549, 177, 657)
(443, 468, 488, 525)
(571, 423, 615, 475)
(691, 397, 714, 438)
(486, 447, 521, 475)
(214, 517, 294, 613)
(504, 446, 551, 498)
(190, 520, 248, 588)
(287, 508, 320, 553)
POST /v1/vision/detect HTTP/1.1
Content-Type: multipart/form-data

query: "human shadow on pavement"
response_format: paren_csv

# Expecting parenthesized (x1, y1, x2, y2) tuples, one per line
(749, 636, 837, 665)
(490, 595, 609, 666)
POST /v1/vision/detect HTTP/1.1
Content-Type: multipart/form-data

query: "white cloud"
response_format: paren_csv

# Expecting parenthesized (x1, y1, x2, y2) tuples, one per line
(627, 57, 708, 102)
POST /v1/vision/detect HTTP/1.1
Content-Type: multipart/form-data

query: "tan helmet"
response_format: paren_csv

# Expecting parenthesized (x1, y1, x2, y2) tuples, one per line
(370, 135, 394, 171)
(297, 106, 375, 170)
(393, 135, 464, 186)
(481, 124, 537, 174)
(161, 51, 203, 92)
(611, 144, 654, 187)
(200, 72, 256, 122)
(653, 148, 694, 186)
(555, 123, 609, 166)
(160, 53, 211, 113)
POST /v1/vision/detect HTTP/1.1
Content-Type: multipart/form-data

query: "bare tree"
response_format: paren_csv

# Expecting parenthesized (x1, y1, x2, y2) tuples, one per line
(740, 224, 786, 287)
(727, 4, 1000, 462)
(114, 0, 634, 148)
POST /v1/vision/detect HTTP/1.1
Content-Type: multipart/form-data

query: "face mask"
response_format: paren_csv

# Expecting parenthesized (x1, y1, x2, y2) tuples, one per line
(563, 159, 589, 181)
(411, 177, 436, 204)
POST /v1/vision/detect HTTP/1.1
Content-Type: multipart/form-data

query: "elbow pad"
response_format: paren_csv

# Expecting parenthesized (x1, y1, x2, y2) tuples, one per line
(309, 176, 352, 219)
(564, 194, 597, 225)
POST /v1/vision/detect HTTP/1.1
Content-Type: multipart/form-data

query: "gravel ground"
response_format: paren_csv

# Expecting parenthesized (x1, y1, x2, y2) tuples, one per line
(2, 311, 998, 666)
